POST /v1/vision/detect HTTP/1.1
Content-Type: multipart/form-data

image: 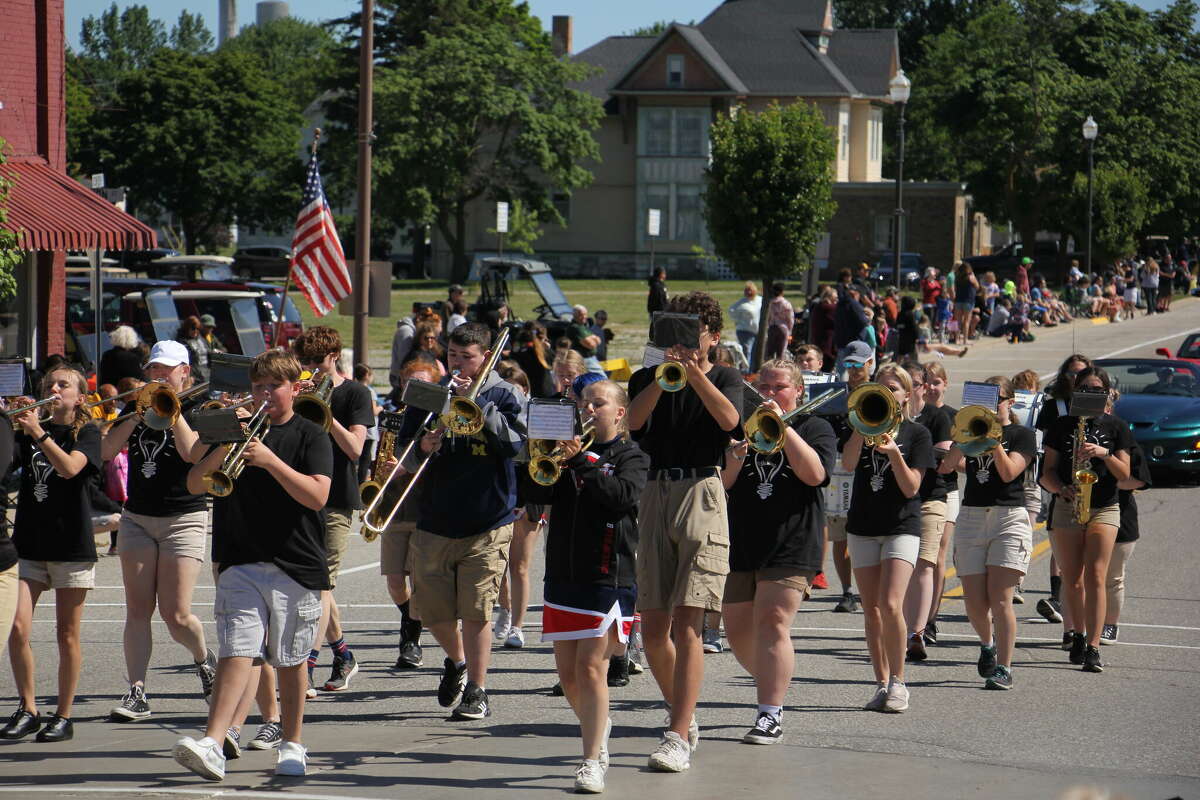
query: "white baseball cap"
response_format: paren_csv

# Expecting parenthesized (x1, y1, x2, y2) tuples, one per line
(144, 340, 190, 368)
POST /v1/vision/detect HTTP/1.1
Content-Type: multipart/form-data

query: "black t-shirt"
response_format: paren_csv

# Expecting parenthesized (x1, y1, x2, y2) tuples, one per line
(1117, 441, 1152, 543)
(628, 363, 743, 469)
(125, 398, 208, 517)
(937, 404, 959, 492)
(0, 424, 16, 571)
(728, 415, 836, 572)
(962, 423, 1038, 507)
(13, 422, 103, 562)
(1044, 413, 1133, 510)
(845, 419, 934, 537)
(327, 379, 376, 511)
(915, 403, 953, 501)
(212, 414, 333, 590)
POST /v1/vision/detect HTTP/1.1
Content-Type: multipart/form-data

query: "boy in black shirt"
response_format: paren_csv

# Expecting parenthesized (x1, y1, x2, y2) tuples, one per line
(292, 327, 374, 694)
(627, 291, 741, 772)
(174, 350, 332, 781)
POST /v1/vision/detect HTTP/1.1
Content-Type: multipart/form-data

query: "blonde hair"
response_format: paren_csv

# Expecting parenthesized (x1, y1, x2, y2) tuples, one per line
(41, 367, 92, 438)
(758, 358, 805, 397)
(1011, 369, 1040, 392)
(874, 364, 914, 420)
(583, 379, 630, 437)
(552, 350, 585, 379)
(924, 361, 949, 385)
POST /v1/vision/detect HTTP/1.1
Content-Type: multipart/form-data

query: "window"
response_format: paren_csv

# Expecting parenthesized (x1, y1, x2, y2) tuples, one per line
(551, 191, 571, 225)
(873, 215, 893, 251)
(645, 184, 671, 238)
(676, 110, 706, 156)
(675, 184, 702, 241)
(869, 108, 882, 161)
(639, 107, 711, 157)
(667, 54, 685, 88)
(644, 109, 672, 156)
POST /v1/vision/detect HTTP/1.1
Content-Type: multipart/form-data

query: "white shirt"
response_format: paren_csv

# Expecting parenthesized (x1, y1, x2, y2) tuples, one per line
(728, 295, 762, 333)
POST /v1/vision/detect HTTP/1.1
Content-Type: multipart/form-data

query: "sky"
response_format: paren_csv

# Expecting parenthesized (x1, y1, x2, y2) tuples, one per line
(61, 0, 1184, 54)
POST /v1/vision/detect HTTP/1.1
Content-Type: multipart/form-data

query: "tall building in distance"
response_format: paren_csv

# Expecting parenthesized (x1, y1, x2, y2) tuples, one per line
(256, 1, 290, 25)
(218, 0, 237, 44)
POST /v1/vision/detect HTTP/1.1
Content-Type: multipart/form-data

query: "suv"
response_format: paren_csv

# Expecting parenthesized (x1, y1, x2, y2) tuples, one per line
(232, 245, 292, 280)
(870, 252, 926, 288)
(965, 240, 1082, 279)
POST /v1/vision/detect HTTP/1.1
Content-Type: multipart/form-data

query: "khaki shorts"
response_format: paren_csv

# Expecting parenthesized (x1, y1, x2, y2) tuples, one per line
(215, 562, 321, 668)
(410, 523, 513, 626)
(953, 505, 1032, 576)
(723, 568, 814, 604)
(636, 476, 729, 613)
(1023, 476, 1042, 515)
(19, 559, 95, 589)
(381, 521, 417, 576)
(826, 516, 848, 543)
(0, 563, 18, 652)
(324, 507, 354, 587)
(118, 509, 208, 562)
(918, 500, 948, 564)
(1050, 499, 1120, 530)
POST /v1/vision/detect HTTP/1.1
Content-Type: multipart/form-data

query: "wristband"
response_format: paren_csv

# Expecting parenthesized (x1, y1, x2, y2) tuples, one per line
(36, 431, 52, 444)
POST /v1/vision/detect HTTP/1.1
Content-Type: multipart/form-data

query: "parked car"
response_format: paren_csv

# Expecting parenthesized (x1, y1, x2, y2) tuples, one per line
(1155, 332, 1200, 367)
(965, 240, 1084, 280)
(104, 247, 180, 271)
(176, 281, 304, 349)
(148, 255, 236, 281)
(1095, 357, 1200, 481)
(232, 245, 292, 280)
(870, 252, 924, 288)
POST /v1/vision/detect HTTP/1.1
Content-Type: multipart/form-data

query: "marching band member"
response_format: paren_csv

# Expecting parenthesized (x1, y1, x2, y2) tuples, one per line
(828, 341, 875, 613)
(921, 362, 956, 644)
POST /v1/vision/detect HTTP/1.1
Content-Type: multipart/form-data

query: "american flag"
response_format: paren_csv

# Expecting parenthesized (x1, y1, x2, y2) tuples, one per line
(289, 152, 351, 316)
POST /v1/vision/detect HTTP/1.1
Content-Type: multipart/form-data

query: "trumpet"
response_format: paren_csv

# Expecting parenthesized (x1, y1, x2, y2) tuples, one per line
(202, 402, 272, 497)
(951, 405, 1002, 458)
(527, 419, 596, 486)
(3, 396, 56, 429)
(99, 381, 211, 430)
(1072, 416, 1098, 525)
(359, 427, 398, 540)
(744, 387, 847, 455)
(655, 361, 687, 392)
(847, 383, 902, 447)
(295, 373, 334, 433)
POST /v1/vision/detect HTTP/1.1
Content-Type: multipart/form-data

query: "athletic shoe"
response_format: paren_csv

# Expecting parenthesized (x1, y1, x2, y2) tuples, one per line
(863, 684, 888, 711)
(494, 608, 512, 640)
(452, 681, 490, 720)
(984, 664, 1013, 690)
(305, 669, 317, 700)
(1082, 645, 1104, 673)
(275, 741, 307, 776)
(662, 710, 700, 751)
(883, 680, 909, 713)
(222, 727, 241, 759)
(173, 736, 225, 781)
(197, 649, 217, 704)
(702, 626, 723, 654)
(742, 712, 783, 745)
(1062, 630, 1075, 651)
(110, 684, 151, 722)
(811, 571, 828, 590)
(550, 682, 565, 696)
(923, 618, 939, 645)
(1036, 598, 1063, 624)
(1100, 624, 1118, 645)
(323, 653, 359, 691)
(833, 592, 857, 613)
(906, 632, 927, 662)
(396, 638, 424, 669)
(599, 716, 612, 771)
(607, 655, 629, 687)
(1069, 632, 1086, 665)
(437, 659, 468, 708)
(246, 721, 283, 750)
(628, 658, 645, 675)
(574, 758, 605, 793)
(504, 626, 525, 649)
(1012, 587, 1025, 604)
(977, 644, 998, 678)
(647, 731, 691, 772)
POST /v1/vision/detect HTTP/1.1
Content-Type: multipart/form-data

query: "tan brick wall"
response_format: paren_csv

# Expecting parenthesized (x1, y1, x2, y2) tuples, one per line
(826, 183, 968, 276)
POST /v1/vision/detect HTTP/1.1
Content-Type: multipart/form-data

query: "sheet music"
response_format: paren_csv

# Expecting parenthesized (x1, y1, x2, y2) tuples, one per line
(642, 346, 667, 368)
(962, 381, 1001, 412)
(0, 362, 25, 396)
(527, 400, 577, 442)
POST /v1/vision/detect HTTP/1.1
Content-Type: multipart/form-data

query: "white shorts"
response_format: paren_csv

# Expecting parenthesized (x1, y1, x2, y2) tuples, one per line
(945, 489, 961, 524)
(847, 533, 920, 568)
(19, 559, 95, 590)
(953, 505, 1033, 576)
(214, 563, 321, 667)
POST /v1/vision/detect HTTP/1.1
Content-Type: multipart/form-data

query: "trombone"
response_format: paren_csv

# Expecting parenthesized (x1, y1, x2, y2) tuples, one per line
(744, 386, 847, 455)
(96, 381, 211, 431)
(3, 396, 56, 429)
(202, 401, 272, 497)
(294, 373, 334, 433)
(951, 405, 1002, 457)
(846, 383, 902, 447)
(527, 418, 595, 486)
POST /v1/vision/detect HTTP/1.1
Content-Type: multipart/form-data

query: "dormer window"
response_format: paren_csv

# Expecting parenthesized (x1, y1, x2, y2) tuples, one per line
(667, 54, 685, 88)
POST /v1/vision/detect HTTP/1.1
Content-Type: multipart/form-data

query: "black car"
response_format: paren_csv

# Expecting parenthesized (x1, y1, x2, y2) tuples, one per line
(1095, 358, 1200, 481)
(232, 245, 292, 280)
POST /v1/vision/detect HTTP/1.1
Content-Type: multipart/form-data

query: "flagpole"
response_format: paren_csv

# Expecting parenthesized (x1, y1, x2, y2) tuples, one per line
(277, 128, 320, 349)
(352, 0, 375, 369)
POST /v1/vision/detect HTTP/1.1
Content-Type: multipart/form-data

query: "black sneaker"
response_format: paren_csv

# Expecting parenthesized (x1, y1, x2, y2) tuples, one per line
(110, 685, 151, 722)
(324, 653, 359, 691)
(1069, 632, 1086, 665)
(452, 681, 490, 720)
(1062, 630, 1075, 651)
(437, 658, 468, 708)
(1036, 598, 1063, 624)
(1100, 624, 1118, 645)
(196, 649, 217, 704)
(396, 637, 424, 669)
(906, 632, 927, 662)
(741, 712, 783, 745)
(550, 682, 565, 696)
(984, 664, 1013, 690)
(222, 727, 241, 759)
(923, 618, 939, 646)
(833, 592, 855, 613)
(245, 721, 282, 750)
(1082, 645, 1104, 673)
(977, 644, 997, 678)
(607, 654, 630, 687)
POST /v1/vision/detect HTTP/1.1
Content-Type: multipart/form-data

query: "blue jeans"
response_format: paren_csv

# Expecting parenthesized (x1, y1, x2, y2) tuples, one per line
(736, 330, 757, 363)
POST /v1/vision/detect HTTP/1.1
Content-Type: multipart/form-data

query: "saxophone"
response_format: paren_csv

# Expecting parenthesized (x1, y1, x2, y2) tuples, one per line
(1072, 416, 1098, 525)
(359, 428, 397, 541)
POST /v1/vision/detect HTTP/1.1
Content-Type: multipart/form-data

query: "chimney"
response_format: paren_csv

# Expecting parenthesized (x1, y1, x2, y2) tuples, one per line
(218, 0, 237, 44)
(552, 15, 573, 57)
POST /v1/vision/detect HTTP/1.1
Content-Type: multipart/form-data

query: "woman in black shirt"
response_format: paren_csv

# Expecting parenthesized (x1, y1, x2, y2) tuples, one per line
(1040, 366, 1131, 673)
(1, 367, 102, 743)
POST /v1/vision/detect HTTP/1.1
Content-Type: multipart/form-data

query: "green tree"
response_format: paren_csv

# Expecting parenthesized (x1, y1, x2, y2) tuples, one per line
(170, 11, 215, 53)
(221, 17, 337, 112)
(623, 20, 695, 36)
(486, 198, 543, 255)
(0, 141, 23, 300)
(704, 101, 837, 368)
(93, 49, 303, 251)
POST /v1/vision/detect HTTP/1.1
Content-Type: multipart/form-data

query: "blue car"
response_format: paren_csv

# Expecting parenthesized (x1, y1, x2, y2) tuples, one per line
(1096, 358, 1200, 479)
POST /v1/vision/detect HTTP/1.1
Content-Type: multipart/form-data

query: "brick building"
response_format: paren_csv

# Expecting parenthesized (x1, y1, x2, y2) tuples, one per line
(0, 0, 155, 366)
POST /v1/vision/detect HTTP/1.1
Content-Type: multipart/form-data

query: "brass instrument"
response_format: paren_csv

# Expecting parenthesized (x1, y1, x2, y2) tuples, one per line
(846, 382, 902, 447)
(527, 418, 596, 486)
(202, 402, 272, 497)
(359, 427, 398, 539)
(655, 361, 687, 392)
(100, 381, 212, 430)
(951, 405, 1002, 458)
(200, 395, 255, 412)
(3, 396, 56, 429)
(294, 373, 334, 433)
(1072, 416, 1098, 525)
(744, 386, 847, 455)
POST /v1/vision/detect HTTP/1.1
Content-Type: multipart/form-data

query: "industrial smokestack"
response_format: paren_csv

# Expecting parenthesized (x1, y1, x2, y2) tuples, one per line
(256, 1, 289, 25)
(218, 0, 237, 44)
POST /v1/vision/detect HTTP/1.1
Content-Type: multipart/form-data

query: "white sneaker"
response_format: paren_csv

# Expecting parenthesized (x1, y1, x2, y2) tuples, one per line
(173, 736, 225, 781)
(574, 758, 605, 793)
(275, 740, 308, 776)
(884, 679, 909, 713)
(504, 626, 525, 649)
(598, 717, 612, 771)
(863, 684, 888, 711)
(662, 709, 699, 751)
(647, 731, 691, 772)
(494, 609, 512, 640)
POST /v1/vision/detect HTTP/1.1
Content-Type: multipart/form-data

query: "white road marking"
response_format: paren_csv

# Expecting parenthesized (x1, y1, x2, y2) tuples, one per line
(1037, 329, 1194, 381)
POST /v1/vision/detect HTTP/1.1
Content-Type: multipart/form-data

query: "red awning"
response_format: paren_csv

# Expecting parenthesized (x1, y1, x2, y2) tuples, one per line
(0, 157, 156, 251)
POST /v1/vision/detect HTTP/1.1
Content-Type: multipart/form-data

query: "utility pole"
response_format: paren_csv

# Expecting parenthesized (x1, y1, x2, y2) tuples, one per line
(353, 0, 375, 367)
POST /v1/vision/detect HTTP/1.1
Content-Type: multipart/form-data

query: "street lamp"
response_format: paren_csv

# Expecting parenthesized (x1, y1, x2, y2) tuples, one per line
(1082, 115, 1098, 281)
(890, 69, 911, 290)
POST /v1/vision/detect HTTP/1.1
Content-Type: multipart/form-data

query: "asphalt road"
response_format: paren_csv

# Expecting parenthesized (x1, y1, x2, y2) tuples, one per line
(1, 301, 1198, 799)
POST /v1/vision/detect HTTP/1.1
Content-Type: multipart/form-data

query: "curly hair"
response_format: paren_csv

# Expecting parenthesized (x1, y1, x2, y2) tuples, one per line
(666, 290, 724, 336)
(292, 325, 342, 364)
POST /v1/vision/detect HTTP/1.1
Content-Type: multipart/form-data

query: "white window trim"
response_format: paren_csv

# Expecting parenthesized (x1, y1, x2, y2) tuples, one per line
(667, 54, 685, 88)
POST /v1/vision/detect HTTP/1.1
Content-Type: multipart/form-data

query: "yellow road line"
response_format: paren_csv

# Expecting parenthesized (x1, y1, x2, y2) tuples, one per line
(942, 521, 1049, 599)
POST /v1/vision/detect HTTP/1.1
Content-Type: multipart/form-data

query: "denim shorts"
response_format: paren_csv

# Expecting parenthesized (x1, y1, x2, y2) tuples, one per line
(214, 563, 321, 667)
